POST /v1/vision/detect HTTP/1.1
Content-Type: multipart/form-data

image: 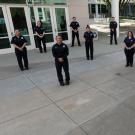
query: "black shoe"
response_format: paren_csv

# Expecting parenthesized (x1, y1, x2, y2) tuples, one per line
(78, 44, 81, 47)
(71, 45, 74, 47)
(60, 82, 65, 86)
(87, 57, 90, 60)
(65, 81, 70, 85)
(20, 68, 24, 71)
(44, 50, 47, 53)
(25, 67, 29, 70)
(125, 64, 129, 67)
(130, 64, 133, 67)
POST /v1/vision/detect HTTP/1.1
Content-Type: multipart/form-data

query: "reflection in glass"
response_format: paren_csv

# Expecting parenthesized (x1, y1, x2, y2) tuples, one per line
(0, 38, 11, 49)
(30, 7, 36, 33)
(55, 8, 68, 41)
(55, 8, 67, 32)
(10, 7, 31, 45)
(37, 8, 52, 33)
(46, 34, 54, 43)
(0, 7, 10, 49)
(58, 32, 68, 41)
(0, 8, 8, 37)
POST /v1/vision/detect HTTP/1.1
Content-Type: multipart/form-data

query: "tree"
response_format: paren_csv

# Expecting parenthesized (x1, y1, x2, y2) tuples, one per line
(103, 0, 131, 7)
(103, 0, 132, 16)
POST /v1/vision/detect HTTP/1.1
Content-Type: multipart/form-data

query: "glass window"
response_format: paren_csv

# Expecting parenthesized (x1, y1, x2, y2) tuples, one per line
(36, 7, 54, 43)
(0, 7, 11, 49)
(33, 0, 67, 5)
(0, 0, 25, 3)
(55, 8, 67, 32)
(37, 8, 53, 33)
(91, 4, 96, 14)
(30, 7, 36, 32)
(55, 8, 68, 40)
(0, 0, 67, 4)
(10, 7, 31, 45)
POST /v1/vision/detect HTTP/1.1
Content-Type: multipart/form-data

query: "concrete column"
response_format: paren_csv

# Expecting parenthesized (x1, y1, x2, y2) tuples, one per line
(68, 0, 90, 42)
(112, 0, 119, 37)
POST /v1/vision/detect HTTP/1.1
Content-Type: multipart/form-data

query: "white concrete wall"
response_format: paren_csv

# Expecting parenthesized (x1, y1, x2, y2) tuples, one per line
(67, 0, 90, 42)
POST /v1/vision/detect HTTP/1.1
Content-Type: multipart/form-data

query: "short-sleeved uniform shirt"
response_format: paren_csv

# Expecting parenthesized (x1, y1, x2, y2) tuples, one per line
(124, 37, 135, 48)
(11, 36, 27, 52)
(52, 43, 69, 62)
(110, 21, 117, 31)
(70, 21, 80, 30)
(84, 31, 94, 43)
(34, 26, 45, 35)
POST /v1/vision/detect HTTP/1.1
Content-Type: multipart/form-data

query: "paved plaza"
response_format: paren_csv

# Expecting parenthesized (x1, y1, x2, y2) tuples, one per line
(0, 35, 135, 135)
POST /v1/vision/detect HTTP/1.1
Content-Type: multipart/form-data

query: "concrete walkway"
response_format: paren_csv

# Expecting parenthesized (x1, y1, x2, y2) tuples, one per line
(0, 36, 135, 135)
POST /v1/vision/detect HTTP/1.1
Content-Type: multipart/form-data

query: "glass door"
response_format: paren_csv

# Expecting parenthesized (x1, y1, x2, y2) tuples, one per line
(34, 6, 54, 45)
(33, 6, 70, 45)
(0, 6, 13, 54)
(6, 6, 35, 49)
(53, 7, 70, 44)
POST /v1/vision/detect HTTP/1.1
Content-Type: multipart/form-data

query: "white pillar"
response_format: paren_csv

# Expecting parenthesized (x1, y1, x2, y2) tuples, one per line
(95, 4, 98, 18)
(112, 0, 119, 37)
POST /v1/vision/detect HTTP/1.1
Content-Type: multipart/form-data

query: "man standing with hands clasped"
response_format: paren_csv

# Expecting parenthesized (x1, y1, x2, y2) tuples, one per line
(110, 17, 118, 45)
(52, 36, 70, 86)
(11, 30, 29, 71)
(70, 17, 81, 47)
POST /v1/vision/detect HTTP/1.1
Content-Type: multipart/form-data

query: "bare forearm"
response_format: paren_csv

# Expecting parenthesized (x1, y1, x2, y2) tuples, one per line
(22, 43, 27, 49)
(14, 44, 20, 49)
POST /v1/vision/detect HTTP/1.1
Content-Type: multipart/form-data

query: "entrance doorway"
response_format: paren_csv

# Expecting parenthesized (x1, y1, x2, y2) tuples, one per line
(33, 6, 70, 46)
(0, 5, 70, 54)
(0, 5, 34, 54)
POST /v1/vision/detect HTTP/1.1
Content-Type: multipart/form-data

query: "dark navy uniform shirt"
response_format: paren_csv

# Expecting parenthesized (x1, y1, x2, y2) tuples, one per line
(52, 43, 69, 61)
(110, 21, 117, 30)
(84, 31, 94, 43)
(11, 36, 27, 48)
(124, 37, 135, 48)
(70, 21, 80, 30)
(34, 26, 45, 35)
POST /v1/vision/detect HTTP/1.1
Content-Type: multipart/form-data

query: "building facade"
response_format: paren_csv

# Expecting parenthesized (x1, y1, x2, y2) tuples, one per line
(88, 0, 109, 18)
(0, 0, 91, 54)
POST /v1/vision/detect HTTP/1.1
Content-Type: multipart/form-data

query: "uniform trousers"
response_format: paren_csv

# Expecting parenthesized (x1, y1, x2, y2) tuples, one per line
(110, 30, 117, 44)
(15, 48, 28, 70)
(55, 59, 70, 83)
(36, 36, 46, 53)
(124, 48, 134, 66)
(85, 41, 93, 60)
(72, 31, 81, 46)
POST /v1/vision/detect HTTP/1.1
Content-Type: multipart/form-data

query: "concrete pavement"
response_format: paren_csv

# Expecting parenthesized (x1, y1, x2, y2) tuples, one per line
(0, 35, 135, 135)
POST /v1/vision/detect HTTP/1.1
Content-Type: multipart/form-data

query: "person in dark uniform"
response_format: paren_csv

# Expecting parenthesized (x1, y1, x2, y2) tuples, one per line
(52, 36, 70, 86)
(11, 30, 29, 71)
(84, 25, 95, 60)
(70, 17, 81, 47)
(35, 21, 47, 53)
(110, 17, 118, 45)
(124, 31, 135, 67)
